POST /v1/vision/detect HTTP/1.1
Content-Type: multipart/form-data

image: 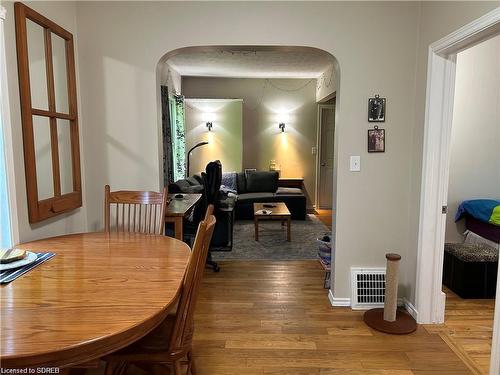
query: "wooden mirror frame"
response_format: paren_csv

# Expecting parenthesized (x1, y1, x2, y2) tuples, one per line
(15, 2, 82, 223)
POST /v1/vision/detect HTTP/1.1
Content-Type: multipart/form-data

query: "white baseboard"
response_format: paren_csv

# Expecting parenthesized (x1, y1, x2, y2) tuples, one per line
(328, 290, 419, 320)
(403, 298, 418, 321)
(328, 290, 351, 307)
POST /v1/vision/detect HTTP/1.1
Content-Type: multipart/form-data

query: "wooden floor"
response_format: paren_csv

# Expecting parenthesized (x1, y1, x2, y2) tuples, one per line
(424, 287, 495, 375)
(192, 260, 476, 375)
(315, 209, 332, 229)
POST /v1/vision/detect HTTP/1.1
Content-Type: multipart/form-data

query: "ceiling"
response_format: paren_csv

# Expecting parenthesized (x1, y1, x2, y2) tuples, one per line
(166, 47, 334, 79)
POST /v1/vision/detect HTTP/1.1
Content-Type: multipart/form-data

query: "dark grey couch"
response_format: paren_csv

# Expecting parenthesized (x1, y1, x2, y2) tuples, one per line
(234, 171, 306, 220)
(169, 171, 307, 221)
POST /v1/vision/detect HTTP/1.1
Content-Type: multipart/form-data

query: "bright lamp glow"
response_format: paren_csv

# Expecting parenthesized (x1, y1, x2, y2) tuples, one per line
(280, 113, 290, 123)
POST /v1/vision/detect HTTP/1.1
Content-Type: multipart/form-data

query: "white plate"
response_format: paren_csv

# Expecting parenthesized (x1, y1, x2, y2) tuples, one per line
(0, 251, 38, 271)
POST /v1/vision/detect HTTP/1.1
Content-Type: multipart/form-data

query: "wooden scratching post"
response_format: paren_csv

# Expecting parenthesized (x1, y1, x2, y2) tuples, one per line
(363, 253, 417, 334)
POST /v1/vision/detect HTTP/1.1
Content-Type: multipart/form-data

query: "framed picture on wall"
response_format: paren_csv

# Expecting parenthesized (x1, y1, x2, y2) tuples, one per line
(368, 128, 385, 153)
(368, 95, 386, 122)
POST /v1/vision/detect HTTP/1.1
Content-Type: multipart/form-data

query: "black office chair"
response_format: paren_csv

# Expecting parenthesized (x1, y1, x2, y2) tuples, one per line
(201, 160, 222, 272)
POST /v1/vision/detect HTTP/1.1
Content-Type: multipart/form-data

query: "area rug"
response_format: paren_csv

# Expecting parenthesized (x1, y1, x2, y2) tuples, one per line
(212, 214, 330, 260)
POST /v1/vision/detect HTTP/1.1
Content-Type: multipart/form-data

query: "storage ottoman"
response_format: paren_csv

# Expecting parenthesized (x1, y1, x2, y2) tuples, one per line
(443, 242, 498, 299)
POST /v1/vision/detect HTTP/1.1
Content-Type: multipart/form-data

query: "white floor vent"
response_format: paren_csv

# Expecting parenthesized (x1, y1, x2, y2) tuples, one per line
(351, 267, 386, 310)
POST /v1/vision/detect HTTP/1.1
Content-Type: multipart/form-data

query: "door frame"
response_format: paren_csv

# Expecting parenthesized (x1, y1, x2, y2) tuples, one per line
(315, 103, 335, 210)
(415, 7, 500, 374)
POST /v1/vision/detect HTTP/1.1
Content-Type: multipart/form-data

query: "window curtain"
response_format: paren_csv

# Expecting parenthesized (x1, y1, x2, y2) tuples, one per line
(0, 5, 12, 248)
(161, 86, 173, 186)
(169, 94, 186, 181)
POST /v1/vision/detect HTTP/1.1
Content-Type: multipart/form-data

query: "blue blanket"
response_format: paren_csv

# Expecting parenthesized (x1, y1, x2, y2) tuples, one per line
(455, 199, 500, 226)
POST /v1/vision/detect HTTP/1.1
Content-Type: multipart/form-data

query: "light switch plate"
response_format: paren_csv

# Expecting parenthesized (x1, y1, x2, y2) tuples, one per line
(311, 146, 317, 155)
(350, 156, 361, 172)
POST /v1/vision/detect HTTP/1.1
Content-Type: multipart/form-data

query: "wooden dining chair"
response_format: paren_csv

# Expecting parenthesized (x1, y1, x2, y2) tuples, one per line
(104, 185, 168, 235)
(103, 205, 216, 375)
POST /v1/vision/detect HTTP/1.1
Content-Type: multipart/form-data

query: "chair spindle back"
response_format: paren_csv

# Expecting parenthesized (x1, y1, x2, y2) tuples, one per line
(104, 185, 168, 235)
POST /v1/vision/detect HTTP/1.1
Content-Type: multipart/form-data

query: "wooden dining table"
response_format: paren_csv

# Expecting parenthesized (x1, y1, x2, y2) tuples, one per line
(0, 232, 191, 368)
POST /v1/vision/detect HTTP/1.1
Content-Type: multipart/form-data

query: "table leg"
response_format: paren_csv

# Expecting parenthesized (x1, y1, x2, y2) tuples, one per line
(287, 217, 291, 242)
(174, 217, 183, 240)
(254, 217, 259, 241)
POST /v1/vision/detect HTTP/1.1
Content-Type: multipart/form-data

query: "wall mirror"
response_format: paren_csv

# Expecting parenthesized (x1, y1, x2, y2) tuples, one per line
(15, 2, 82, 223)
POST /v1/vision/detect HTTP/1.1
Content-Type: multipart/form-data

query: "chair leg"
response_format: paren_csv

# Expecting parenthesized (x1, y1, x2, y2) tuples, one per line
(104, 361, 127, 375)
(173, 360, 183, 375)
(152, 364, 169, 375)
(187, 351, 196, 375)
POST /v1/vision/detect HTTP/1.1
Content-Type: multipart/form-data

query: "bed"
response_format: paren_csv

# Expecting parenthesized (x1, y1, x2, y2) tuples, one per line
(465, 216, 500, 245)
(443, 199, 499, 298)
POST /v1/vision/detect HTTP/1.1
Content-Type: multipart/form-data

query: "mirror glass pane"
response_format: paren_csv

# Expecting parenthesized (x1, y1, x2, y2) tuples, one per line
(33, 116, 53, 200)
(51, 33, 69, 114)
(26, 19, 48, 110)
(57, 119, 73, 194)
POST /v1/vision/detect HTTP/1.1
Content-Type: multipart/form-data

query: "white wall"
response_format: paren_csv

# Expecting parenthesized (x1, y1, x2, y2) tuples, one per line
(184, 98, 243, 175)
(3, 1, 88, 243)
(445, 35, 500, 243)
(182, 77, 318, 206)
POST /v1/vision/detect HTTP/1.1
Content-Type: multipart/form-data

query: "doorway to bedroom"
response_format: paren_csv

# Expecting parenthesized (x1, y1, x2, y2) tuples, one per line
(428, 33, 500, 374)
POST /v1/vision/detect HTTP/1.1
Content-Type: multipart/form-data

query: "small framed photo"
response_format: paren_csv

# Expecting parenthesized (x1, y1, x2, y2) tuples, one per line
(368, 128, 385, 153)
(368, 95, 386, 122)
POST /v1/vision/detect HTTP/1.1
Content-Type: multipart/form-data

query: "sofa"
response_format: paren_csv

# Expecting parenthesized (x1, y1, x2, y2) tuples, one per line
(234, 171, 306, 220)
(169, 170, 307, 221)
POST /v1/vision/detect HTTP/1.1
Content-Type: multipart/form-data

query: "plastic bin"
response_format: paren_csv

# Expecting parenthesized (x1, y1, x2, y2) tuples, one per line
(317, 234, 332, 265)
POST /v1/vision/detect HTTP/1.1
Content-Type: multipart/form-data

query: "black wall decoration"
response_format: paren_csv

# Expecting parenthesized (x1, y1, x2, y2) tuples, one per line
(368, 126, 386, 153)
(368, 95, 386, 122)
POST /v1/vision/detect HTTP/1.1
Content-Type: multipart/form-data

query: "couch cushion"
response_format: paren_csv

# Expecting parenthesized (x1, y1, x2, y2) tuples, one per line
(276, 187, 302, 195)
(237, 192, 275, 203)
(246, 171, 279, 193)
(170, 179, 204, 194)
(186, 176, 201, 186)
(185, 185, 204, 194)
(173, 179, 191, 191)
(193, 174, 203, 184)
(236, 172, 247, 194)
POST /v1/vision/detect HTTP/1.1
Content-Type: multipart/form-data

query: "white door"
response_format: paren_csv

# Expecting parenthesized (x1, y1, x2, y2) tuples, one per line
(318, 104, 335, 209)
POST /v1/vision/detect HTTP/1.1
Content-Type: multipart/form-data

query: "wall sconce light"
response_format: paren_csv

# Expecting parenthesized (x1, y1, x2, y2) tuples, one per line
(203, 113, 215, 131)
(278, 113, 289, 133)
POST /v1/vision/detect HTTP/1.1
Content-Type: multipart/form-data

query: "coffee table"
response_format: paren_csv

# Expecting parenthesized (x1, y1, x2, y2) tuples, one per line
(253, 202, 291, 242)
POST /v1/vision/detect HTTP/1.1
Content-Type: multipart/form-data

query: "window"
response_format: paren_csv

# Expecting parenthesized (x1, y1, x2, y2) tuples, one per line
(0, 107, 12, 248)
(15, 3, 82, 223)
(0, 5, 12, 248)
